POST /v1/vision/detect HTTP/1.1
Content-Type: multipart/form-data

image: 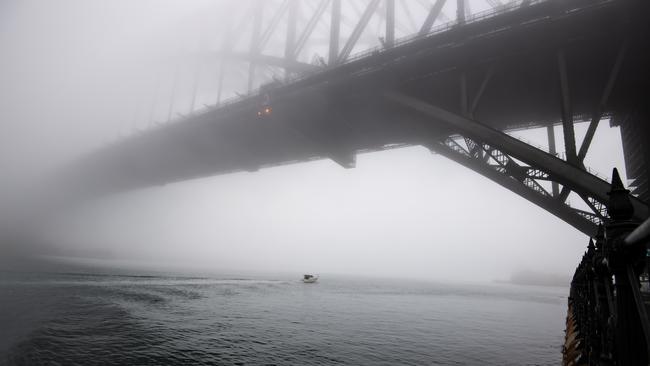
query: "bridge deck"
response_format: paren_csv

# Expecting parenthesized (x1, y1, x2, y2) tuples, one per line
(64, 0, 648, 223)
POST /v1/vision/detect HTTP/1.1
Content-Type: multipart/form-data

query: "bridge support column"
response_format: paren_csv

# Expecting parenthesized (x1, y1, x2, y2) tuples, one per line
(189, 59, 201, 113)
(385, 0, 395, 48)
(338, 0, 381, 63)
(456, 0, 465, 25)
(459, 72, 469, 117)
(577, 42, 627, 164)
(167, 64, 180, 122)
(248, 1, 265, 93)
(329, 0, 341, 66)
(557, 50, 578, 166)
(547, 125, 560, 196)
(284, 0, 299, 81)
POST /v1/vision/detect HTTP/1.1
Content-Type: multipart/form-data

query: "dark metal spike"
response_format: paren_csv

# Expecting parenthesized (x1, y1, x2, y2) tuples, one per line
(607, 168, 634, 221)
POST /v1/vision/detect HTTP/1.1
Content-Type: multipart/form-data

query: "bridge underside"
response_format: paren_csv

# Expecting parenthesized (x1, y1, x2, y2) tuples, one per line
(65, 0, 649, 236)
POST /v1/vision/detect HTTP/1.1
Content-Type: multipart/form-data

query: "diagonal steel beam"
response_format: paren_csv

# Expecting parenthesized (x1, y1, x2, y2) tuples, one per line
(384, 91, 649, 221)
(294, 0, 331, 59)
(558, 185, 571, 202)
(557, 49, 578, 165)
(338, 0, 381, 63)
(460, 71, 469, 116)
(577, 42, 627, 162)
(400, 0, 419, 32)
(469, 63, 496, 117)
(419, 0, 447, 36)
(259, 0, 290, 52)
(431, 137, 599, 235)
(626, 217, 650, 247)
(414, 0, 451, 24)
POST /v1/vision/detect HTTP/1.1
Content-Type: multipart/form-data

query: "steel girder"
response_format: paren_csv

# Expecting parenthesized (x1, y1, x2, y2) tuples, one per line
(385, 92, 649, 236)
(71, 0, 647, 239)
(337, 0, 381, 64)
(206, 51, 320, 73)
(419, 0, 447, 36)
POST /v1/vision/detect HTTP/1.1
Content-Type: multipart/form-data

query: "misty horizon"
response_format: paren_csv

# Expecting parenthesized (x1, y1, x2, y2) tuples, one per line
(0, 0, 630, 283)
(2, 0, 649, 365)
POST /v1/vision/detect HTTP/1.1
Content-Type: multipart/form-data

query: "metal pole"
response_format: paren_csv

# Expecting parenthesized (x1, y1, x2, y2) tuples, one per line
(457, 0, 465, 25)
(460, 72, 468, 117)
(248, 1, 264, 93)
(578, 42, 627, 162)
(547, 125, 560, 196)
(216, 60, 226, 104)
(189, 61, 201, 113)
(167, 64, 180, 122)
(285, 0, 298, 80)
(557, 49, 578, 165)
(338, 0, 381, 63)
(385, 0, 395, 48)
(329, 0, 341, 66)
(148, 76, 160, 125)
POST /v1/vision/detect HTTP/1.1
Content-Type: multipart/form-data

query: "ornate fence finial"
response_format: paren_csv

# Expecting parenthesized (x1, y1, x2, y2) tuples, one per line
(587, 238, 595, 254)
(607, 168, 634, 221)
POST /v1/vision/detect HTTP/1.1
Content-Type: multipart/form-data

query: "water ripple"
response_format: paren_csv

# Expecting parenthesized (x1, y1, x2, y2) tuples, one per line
(1, 273, 566, 365)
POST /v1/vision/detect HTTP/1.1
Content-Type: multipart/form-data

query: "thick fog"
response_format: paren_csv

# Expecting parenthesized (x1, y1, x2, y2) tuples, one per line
(0, 0, 628, 282)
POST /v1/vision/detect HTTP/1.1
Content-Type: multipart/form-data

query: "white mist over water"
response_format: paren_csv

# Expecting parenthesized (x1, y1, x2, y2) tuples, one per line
(0, 0, 627, 283)
(0, 272, 567, 365)
(37, 121, 624, 283)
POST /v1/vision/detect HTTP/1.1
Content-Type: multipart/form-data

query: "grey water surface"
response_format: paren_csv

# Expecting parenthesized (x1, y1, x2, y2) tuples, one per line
(0, 271, 567, 365)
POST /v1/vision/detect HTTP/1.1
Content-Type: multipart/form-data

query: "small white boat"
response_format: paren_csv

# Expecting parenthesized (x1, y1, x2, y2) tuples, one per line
(302, 274, 318, 283)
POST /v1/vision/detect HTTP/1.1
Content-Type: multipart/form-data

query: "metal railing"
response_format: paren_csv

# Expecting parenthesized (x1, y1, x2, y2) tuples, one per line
(117, 0, 614, 154)
(139, 0, 555, 135)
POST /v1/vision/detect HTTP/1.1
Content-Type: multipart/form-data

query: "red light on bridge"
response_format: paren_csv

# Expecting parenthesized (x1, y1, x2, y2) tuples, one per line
(257, 107, 272, 117)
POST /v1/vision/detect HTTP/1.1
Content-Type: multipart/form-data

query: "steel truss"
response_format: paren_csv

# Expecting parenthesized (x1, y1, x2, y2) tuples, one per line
(385, 92, 648, 237)
(114, 0, 648, 237)
(191, 0, 489, 109)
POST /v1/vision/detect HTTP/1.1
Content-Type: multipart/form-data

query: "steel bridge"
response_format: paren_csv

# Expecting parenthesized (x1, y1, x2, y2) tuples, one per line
(66, 0, 649, 239)
(37, 0, 650, 362)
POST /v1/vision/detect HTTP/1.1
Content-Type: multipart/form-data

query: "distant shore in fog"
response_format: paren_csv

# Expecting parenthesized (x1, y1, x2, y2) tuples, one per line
(494, 270, 570, 287)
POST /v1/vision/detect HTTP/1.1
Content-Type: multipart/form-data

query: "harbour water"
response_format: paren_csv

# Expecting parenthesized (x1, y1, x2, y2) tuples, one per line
(0, 271, 567, 365)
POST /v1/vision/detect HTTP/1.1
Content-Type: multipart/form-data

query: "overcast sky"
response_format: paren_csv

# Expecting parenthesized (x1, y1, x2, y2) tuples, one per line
(0, 0, 628, 282)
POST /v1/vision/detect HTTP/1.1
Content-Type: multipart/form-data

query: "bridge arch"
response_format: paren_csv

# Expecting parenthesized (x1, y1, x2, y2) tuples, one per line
(62, 0, 649, 238)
